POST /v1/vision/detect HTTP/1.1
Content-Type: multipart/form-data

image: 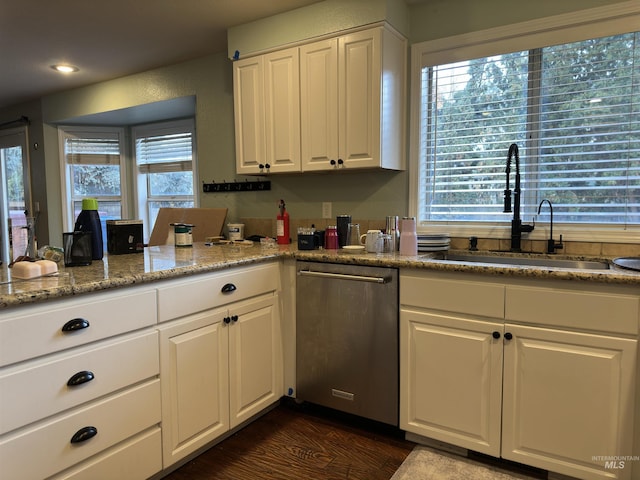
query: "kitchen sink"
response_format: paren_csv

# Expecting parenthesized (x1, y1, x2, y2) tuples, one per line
(436, 253, 610, 270)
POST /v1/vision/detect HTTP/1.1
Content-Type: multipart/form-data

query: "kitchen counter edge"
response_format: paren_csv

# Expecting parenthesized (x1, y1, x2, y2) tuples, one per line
(1, 244, 639, 309)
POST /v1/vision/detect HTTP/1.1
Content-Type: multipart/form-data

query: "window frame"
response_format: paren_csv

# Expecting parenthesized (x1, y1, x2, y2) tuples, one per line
(0, 126, 32, 263)
(409, 0, 640, 243)
(132, 118, 198, 241)
(58, 125, 128, 234)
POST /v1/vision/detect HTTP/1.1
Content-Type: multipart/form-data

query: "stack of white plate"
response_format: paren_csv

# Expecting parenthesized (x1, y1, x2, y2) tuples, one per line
(418, 233, 450, 252)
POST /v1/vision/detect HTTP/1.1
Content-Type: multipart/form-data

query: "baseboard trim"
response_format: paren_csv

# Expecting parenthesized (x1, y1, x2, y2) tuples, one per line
(404, 431, 468, 457)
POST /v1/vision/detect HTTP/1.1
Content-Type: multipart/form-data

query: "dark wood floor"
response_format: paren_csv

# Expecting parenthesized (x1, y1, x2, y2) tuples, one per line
(162, 400, 415, 480)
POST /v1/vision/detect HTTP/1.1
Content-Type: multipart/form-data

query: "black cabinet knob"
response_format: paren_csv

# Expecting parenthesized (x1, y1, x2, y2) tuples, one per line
(492, 331, 501, 339)
(337, 158, 344, 165)
(259, 164, 265, 170)
(67, 370, 95, 387)
(221, 283, 236, 293)
(265, 163, 271, 169)
(504, 332, 513, 340)
(61, 318, 90, 333)
(330, 159, 336, 166)
(231, 315, 239, 323)
(70, 426, 97, 444)
(223, 316, 231, 324)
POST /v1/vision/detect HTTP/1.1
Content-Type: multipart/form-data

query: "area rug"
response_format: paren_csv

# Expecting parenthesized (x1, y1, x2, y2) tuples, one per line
(391, 446, 540, 480)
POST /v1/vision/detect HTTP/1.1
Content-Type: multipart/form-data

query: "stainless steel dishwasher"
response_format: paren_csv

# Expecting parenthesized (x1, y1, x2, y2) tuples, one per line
(296, 261, 399, 426)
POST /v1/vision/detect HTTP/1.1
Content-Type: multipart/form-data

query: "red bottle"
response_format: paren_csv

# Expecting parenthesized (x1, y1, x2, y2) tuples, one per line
(325, 226, 339, 249)
(277, 199, 290, 245)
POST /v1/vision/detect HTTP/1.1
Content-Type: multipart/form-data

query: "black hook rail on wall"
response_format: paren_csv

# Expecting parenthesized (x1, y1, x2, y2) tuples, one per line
(203, 180, 271, 193)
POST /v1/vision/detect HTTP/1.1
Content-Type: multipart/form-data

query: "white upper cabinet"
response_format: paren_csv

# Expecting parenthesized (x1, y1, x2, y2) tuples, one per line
(234, 48, 301, 174)
(300, 38, 339, 171)
(233, 24, 407, 174)
(264, 48, 301, 173)
(233, 56, 266, 174)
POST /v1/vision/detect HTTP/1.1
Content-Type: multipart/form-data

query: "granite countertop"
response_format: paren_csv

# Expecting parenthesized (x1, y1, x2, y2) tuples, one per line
(1, 242, 639, 309)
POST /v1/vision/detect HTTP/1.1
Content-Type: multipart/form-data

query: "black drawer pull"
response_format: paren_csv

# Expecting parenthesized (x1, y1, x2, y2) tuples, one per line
(67, 370, 95, 387)
(61, 318, 90, 332)
(221, 283, 236, 293)
(70, 426, 97, 444)
(231, 315, 239, 322)
(223, 316, 231, 324)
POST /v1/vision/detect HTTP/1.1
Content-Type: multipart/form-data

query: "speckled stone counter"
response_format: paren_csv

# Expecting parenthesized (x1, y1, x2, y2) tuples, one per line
(1, 242, 639, 308)
(294, 248, 640, 285)
(0, 243, 283, 308)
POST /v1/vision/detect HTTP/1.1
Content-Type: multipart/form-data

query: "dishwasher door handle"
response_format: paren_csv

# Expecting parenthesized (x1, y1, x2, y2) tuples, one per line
(297, 269, 389, 284)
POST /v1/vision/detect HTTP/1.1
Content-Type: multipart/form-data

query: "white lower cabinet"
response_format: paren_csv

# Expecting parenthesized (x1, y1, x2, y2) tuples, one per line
(159, 308, 230, 466)
(0, 286, 161, 480)
(400, 270, 638, 480)
(0, 380, 161, 480)
(401, 308, 504, 456)
(49, 429, 162, 480)
(0, 261, 284, 479)
(502, 324, 636, 479)
(157, 262, 283, 468)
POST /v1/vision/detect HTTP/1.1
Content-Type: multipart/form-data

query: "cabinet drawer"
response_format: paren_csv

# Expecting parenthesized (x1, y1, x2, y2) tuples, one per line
(0, 287, 157, 367)
(49, 428, 162, 480)
(0, 379, 160, 480)
(0, 330, 159, 435)
(400, 271, 504, 319)
(158, 262, 279, 322)
(505, 286, 639, 335)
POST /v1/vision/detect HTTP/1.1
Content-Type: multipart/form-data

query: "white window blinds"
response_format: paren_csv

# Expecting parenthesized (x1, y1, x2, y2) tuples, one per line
(62, 129, 123, 198)
(64, 133, 121, 166)
(419, 31, 640, 225)
(135, 121, 194, 174)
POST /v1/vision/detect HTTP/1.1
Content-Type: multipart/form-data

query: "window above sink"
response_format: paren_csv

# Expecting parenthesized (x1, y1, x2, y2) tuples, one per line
(408, 2, 640, 244)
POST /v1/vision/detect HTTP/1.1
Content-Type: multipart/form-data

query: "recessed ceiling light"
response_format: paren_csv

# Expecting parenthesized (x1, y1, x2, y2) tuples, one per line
(51, 64, 79, 73)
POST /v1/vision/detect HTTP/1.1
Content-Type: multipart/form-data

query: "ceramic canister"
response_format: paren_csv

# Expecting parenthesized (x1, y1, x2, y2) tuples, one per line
(227, 223, 244, 241)
(399, 217, 417, 256)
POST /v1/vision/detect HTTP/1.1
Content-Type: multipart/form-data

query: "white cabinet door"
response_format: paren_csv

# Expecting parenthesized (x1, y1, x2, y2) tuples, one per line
(300, 38, 339, 171)
(263, 47, 301, 173)
(229, 295, 283, 428)
(338, 29, 381, 169)
(234, 56, 266, 174)
(502, 324, 637, 480)
(159, 293, 282, 467)
(293, 26, 405, 172)
(159, 309, 230, 467)
(400, 308, 503, 456)
(234, 49, 300, 174)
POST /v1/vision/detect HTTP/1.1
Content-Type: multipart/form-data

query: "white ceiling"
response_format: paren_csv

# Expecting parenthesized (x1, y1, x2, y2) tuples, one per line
(0, 0, 323, 109)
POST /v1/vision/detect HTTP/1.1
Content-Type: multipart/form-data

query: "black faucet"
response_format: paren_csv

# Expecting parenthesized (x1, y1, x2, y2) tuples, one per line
(537, 199, 564, 254)
(504, 143, 534, 252)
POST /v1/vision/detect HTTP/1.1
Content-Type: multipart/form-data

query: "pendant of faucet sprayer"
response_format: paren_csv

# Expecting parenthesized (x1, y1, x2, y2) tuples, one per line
(504, 143, 534, 252)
